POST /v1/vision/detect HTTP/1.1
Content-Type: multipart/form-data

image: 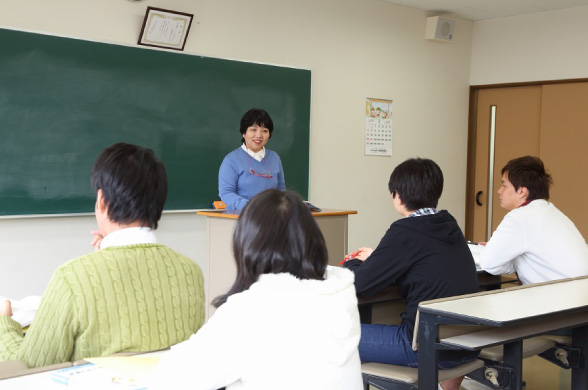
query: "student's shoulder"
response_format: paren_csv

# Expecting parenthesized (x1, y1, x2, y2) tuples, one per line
(502, 201, 546, 223)
(380, 220, 413, 243)
(61, 244, 188, 264)
(60, 244, 200, 268)
(59, 250, 103, 269)
(388, 217, 409, 231)
(51, 251, 104, 281)
(156, 245, 203, 273)
(437, 209, 457, 221)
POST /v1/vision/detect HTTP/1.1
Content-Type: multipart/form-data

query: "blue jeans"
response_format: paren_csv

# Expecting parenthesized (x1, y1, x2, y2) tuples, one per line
(359, 323, 479, 369)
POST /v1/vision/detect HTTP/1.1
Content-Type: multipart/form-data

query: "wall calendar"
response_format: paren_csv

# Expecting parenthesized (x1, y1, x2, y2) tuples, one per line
(365, 98, 393, 156)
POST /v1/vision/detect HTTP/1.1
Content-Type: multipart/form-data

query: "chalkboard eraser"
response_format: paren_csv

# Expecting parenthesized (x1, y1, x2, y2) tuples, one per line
(212, 201, 226, 210)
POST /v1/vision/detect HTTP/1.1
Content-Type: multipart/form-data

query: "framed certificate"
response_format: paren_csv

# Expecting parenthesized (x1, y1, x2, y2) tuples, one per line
(138, 7, 194, 51)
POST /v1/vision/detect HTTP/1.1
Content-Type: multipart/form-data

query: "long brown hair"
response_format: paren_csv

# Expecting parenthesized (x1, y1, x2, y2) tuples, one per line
(213, 189, 327, 307)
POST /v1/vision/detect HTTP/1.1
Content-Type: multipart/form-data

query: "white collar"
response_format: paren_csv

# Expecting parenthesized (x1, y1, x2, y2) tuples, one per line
(100, 227, 157, 250)
(241, 144, 266, 162)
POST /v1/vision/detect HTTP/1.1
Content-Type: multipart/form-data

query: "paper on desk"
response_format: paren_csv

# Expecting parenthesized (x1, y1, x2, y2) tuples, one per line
(55, 356, 163, 390)
(85, 356, 161, 380)
(52, 359, 157, 390)
(468, 243, 484, 270)
(0, 295, 41, 327)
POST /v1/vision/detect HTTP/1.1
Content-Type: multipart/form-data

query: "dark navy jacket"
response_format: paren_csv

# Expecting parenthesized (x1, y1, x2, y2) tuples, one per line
(344, 210, 479, 340)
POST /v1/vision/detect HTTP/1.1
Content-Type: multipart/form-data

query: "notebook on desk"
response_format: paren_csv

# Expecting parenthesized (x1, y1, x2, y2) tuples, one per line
(51, 355, 161, 389)
(0, 295, 41, 328)
(467, 243, 483, 271)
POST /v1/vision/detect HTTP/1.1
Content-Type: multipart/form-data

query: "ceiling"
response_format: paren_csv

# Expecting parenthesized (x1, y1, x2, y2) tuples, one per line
(380, 0, 588, 21)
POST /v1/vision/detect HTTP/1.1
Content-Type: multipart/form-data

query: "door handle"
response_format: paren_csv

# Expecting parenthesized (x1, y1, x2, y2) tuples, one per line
(475, 191, 483, 206)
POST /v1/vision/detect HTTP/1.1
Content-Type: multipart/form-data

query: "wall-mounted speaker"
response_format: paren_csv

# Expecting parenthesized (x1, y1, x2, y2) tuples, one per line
(425, 16, 455, 42)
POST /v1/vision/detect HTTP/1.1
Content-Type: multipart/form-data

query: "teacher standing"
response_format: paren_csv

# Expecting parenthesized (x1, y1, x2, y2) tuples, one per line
(218, 108, 286, 210)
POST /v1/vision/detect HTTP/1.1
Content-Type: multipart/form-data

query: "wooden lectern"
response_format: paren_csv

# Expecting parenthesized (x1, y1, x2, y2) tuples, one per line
(197, 209, 357, 319)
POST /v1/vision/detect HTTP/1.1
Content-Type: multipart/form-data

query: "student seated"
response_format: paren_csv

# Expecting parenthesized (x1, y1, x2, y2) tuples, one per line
(153, 189, 363, 390)
(0, 143, 205, 368)
(342, 158, 479, 390)
(478, 156, 588, 285)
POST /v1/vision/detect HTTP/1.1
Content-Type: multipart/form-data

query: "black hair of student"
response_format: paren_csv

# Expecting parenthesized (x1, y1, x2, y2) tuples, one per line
(91, 142, 167, 230)
(213, 189, 327, 307)
(502, 156, 552, 201)
(387, 158, 443, 211)
(239, 108, 274, 143)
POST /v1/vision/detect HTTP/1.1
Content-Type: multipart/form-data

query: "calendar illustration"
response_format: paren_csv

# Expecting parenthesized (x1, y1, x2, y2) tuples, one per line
(365, 98, 393, 156)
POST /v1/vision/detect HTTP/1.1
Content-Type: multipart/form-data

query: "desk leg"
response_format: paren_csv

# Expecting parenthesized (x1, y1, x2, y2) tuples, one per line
(358, 305, 372, 324)
(503, 341, 523, 390)
(418, 312, 439, 389)
(571, 325, 588, 390)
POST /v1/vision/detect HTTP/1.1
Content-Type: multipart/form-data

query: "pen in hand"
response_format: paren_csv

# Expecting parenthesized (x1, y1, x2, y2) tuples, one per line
(339, 250, 361, 266)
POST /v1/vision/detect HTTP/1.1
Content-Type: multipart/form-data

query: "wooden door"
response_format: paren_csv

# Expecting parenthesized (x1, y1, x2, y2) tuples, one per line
(540, 83, 588, 238)
(468, 81, 588, 242)
(470, 86, 541, 242)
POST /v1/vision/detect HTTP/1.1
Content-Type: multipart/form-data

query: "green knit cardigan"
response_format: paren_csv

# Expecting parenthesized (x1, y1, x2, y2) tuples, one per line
(0, 244, 205, 368)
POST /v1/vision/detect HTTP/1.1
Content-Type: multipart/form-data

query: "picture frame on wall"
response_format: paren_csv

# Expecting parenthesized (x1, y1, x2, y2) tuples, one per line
(137, 7, 194, 51)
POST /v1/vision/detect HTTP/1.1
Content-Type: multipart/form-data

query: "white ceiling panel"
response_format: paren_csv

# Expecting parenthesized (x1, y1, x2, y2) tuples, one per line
(380, 0, 588, 20)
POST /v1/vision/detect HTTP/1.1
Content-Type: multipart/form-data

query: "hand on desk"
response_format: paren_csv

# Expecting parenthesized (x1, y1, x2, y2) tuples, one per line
(90, 230, 104, 251)
(354, 247, 374, 261)
(0, 300, 13, 317)
(341, 247, 373, 263)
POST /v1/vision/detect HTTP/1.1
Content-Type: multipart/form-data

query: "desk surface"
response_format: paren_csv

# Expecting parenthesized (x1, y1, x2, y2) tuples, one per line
(1, 350, 166, 389)
(197, 209, 358, 219)
(357, 273, 517, 307)
(1, 368, 63, 390)
(420, 276, 588, 326)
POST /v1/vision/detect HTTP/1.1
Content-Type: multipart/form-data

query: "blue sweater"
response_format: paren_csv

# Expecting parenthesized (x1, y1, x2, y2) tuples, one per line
(218, 147, 286, 210)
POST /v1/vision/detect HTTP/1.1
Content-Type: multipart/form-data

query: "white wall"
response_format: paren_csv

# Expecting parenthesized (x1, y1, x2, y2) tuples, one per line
(0, 213, 206, 298)
(0, 0, 473, 298)
(470, 5, 588, 85)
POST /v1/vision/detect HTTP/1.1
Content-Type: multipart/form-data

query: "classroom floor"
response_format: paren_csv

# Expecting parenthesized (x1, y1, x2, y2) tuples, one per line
(462, 356, 569, 390)
(367, 357, 570, 389)
(365, 354, 571, 389)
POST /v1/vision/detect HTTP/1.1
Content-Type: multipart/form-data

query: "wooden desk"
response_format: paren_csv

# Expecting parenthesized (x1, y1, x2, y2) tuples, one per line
(417, 276, 588, 390)
(357, 273, 518, 324)
(1, 367, 70, 390)
(0, 350, 166, 389)
(197, 209, 357, 319)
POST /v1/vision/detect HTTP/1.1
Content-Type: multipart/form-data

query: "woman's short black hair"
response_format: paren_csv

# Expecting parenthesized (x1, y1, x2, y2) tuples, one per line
(213, 189, 327, 307)
(388, 158, 444, 211)
(239, 108, 274, 142)
(502, 156, 552, 201)
(91, 142, 167, 230)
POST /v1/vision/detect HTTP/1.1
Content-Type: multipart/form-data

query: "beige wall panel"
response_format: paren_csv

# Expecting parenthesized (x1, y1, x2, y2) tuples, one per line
(470, 6, 588, 85)
(540, 83, 588, 239)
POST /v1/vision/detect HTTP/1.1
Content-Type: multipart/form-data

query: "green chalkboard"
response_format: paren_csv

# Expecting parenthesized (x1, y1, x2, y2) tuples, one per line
(0, 28, 310, 215)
